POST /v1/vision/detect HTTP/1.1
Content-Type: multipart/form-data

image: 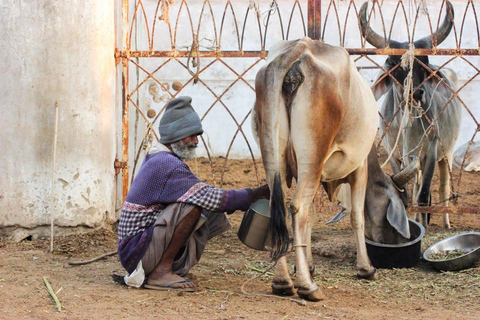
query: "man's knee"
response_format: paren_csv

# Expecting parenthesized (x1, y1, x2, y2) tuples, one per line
(187, 205, 202, 221)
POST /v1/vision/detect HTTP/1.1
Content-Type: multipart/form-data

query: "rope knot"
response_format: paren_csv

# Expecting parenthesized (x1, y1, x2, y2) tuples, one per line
(187, 34, 200, 83)
(401, 43, 416, 121)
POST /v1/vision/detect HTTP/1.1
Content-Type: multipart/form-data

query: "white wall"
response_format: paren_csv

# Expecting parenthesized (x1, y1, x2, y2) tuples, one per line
(127, 0, 479, 161)
(0, 1, 116, 237)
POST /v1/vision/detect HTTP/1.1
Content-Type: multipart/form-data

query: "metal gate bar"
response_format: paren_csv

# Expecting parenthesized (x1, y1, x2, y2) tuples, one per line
(118, 0, 480, 217)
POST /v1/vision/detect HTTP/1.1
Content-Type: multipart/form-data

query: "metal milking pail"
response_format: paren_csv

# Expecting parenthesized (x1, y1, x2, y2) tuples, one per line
(237, 199, 272, 251)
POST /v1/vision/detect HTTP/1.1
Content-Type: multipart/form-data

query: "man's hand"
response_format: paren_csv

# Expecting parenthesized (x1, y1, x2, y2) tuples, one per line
(251, 184, 270, 203)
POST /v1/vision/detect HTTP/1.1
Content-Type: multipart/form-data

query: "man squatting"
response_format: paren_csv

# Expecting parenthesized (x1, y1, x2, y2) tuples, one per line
(117, 96, 270, 291)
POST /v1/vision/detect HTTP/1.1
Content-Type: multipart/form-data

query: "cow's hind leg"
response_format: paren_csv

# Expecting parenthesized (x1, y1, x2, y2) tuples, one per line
(293, 211, 316, 276)
(348, 161, 378, 280)
(290, 176, 325, 301)
(438, 158, 451, 228)
(307, 202, 316, 276)
(272, 256, 296, 296)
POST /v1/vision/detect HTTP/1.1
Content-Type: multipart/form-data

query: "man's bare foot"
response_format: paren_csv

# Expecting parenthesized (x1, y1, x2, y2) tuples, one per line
(147, 270, 197, 289)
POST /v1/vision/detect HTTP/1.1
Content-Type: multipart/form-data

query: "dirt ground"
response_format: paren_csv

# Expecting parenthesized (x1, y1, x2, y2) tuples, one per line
(1, 157, 479, 320)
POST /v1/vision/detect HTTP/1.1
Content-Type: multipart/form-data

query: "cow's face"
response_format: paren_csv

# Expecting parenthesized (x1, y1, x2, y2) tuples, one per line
(365, 174, 410, 244)
(359, 1, 454, 104)
(364, 146, 420, 244)
(384, 54, 430, 105)
(410, 57, 429, 105)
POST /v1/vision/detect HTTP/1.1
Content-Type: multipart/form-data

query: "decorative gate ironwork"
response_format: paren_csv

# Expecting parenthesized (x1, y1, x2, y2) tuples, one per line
(117, 0, 480, 217)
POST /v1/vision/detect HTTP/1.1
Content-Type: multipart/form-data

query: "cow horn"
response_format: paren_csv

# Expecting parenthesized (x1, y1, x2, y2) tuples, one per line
(359, 2, 403, 49)
(391, 156, 420, 187)
(414, 1, 454, 49)
(359, 2, 387, 49)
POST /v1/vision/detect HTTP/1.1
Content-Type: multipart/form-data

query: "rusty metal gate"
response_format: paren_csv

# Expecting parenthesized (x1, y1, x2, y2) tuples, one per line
(117, 0, 480, 217)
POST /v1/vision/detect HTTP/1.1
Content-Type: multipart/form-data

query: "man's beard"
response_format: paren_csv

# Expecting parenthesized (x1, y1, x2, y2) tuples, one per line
(170, 141, 197, 160)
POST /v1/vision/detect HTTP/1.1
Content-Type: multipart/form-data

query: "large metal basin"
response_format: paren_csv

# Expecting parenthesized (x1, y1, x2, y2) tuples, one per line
(365, 219, 425, 268)
(423, 232, 480, 271)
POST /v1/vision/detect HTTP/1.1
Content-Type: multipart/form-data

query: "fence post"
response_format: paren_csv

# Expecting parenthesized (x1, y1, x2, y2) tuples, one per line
(121, 0, 130, 202)
(308, 0, 322, 40)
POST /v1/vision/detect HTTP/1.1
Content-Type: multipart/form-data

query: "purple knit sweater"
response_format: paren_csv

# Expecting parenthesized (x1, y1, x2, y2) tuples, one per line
(118, 150, 253, 273)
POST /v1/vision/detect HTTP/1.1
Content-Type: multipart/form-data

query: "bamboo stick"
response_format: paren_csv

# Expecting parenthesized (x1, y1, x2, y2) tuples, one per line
(43, 276, 62, 311)
(50, 101, 59, 253)
(68, 250, 118, 266)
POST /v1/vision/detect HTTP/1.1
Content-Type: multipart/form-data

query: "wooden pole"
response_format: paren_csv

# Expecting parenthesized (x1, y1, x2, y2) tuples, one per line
(50, 102, 59, 253)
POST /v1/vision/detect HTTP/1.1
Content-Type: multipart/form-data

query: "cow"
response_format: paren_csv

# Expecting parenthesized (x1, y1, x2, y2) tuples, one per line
(359, 1, 462, 229)
(453, 141, 480, 172)
(251, 37, 420, 301)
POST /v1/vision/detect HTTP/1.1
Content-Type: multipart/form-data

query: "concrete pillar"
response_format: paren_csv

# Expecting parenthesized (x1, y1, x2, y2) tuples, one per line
(0, 1, 116, 239)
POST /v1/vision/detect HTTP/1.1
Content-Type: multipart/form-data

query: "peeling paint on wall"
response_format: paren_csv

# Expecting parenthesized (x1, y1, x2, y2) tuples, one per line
(0, 1, 117, 233)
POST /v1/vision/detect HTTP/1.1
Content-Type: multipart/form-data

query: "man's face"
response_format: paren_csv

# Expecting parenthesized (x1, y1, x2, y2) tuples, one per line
(170, 134, 199, 160)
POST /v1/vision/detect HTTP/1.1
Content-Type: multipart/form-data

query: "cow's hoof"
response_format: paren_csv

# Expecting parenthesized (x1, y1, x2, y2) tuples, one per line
(272, 283, 296, 296)
(297, 287, 326, 302)
(357, 268, 379, 280)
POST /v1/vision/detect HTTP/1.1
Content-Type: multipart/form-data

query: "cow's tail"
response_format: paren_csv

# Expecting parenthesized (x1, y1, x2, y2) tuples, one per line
(270, 172, 290, 261)
(268, 57, 306, 261)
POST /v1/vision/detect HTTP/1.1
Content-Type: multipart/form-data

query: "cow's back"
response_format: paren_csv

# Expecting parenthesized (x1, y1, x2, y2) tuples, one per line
(253, 37, 377, 182)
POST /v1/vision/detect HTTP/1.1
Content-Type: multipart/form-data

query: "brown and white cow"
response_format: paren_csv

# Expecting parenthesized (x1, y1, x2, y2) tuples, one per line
(251, 37, 419, 301)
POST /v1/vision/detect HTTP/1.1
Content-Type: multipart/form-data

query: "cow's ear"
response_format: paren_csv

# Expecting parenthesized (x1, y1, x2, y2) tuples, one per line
(386, 197, 411, 239)
(434, 67, 458, 89)
(371, 73, 391, 100)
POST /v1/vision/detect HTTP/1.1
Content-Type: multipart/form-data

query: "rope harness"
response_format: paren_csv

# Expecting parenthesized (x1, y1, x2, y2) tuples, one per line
(381, 43, 416, 168)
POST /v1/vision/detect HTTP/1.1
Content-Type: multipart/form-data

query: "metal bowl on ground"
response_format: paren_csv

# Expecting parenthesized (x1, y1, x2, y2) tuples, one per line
(238, 199, 272, 251)
(423, 232, 480, 272)
(365, 219, 425, 268)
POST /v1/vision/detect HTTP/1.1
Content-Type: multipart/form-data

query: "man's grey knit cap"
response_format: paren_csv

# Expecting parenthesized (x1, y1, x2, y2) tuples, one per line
(158, 96, 203, 144)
